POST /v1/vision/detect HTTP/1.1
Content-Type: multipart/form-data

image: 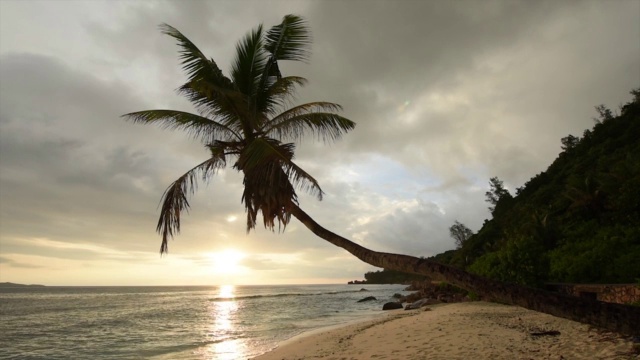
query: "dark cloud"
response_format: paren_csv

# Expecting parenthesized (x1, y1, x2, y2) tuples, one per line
(292, 0, 639, 184)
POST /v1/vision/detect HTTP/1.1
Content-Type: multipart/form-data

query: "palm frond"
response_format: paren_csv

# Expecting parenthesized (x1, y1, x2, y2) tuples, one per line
(231, 24, 268, 99)
(157, 152, 227, 254)
(281, 155, 324, 200)
(264, 102, 355, 142)
(177, 80, 250, 134)
(265, 15, 311, 62)
(241, 161, 296, 231)
(122, 110, 241, 142)
(239, 137, 322, 232)
(261, 76, 308, 115)
(256, 15, 311, 115)
(159, 24, 233, 89)
(239, 138, 323, 199)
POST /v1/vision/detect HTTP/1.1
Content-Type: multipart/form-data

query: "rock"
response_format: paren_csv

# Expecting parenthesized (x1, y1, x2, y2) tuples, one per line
(357, 296, 377, 303)
(347, 280, 367, 285)
(359, 288, 369, 292)
(392, 293, 403, 298)
(405, 298, 430, 310)
(383, 302, 403, 310)
(425, 298, 443, 305)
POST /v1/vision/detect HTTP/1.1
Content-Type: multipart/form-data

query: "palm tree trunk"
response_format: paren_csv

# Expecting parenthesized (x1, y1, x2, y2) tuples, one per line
(291, 205, 640, 336)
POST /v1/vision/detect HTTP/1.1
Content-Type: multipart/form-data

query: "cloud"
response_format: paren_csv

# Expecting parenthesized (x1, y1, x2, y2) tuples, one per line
(0, 256, 43, 269)
(0, 0, 638, 285)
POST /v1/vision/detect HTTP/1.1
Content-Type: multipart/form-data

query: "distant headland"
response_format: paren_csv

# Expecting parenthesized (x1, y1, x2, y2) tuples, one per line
(0, 282, 45, 288)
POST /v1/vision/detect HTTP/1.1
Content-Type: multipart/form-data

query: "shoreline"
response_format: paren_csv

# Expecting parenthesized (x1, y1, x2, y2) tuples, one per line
(252, 301, 638, 360)
(250, 304, 421, 359)
(277, 304, 425, 345)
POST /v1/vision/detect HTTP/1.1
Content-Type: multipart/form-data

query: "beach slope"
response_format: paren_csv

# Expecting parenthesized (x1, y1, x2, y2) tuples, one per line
(254, 301, 638, 360)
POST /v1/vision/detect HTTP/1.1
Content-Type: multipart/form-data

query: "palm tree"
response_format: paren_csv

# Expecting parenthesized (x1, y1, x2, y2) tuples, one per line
(123, 15, 639, 336)
(124, 16, 354, 252)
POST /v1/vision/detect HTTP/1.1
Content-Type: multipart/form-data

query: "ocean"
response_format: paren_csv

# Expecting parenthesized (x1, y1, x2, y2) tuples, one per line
(0, 284, 408, 359)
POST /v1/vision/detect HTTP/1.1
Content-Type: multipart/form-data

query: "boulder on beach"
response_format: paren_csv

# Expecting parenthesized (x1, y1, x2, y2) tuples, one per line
(357, 296, 377, 303)
(405, 298, 430, 310)
(382, 302, 403, 310)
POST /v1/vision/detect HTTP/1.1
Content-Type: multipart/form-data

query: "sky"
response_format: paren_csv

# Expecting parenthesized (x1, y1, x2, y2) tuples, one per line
(0, 0, 638, 286)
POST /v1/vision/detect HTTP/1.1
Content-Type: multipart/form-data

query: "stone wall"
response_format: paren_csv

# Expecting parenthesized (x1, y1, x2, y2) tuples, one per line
(546, 283, 640, 305)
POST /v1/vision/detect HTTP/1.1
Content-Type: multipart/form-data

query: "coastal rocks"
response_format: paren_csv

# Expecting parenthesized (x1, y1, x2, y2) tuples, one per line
(546, 283, 640, 305)
(383, 302, 403, 310)
(357, 296, 377, 303)
(405, 298, 430, 310)
(403, 280, 473, 304)
(404, 281, 424, 291)
(347, 280, 367, 285)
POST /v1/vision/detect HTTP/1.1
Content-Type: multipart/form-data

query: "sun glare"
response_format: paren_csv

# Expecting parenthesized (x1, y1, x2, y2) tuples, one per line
(208, 250, 246, 274)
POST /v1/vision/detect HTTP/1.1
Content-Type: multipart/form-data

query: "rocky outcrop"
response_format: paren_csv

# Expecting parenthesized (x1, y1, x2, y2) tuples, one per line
(383, 302, 403, 310)
(405, 298, 430, 310)
(357, 296, 377, 303)
(403, 280, 472, 304)
(347, 280, 367, 285)
(547, 283, 640, 305)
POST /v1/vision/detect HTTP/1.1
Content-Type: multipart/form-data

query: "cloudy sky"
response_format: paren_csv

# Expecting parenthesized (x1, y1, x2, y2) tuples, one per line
(0, 0, 638, 286)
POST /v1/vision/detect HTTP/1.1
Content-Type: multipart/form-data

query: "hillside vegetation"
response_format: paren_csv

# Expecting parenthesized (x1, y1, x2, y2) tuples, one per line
(432, 89, 640, 286)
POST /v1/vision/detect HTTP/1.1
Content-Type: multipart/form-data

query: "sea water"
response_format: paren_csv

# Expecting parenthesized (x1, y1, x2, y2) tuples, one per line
(0, 284, 408, 359)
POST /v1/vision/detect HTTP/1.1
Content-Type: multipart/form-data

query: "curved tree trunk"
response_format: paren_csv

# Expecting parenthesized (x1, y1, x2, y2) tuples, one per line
(291, 205, 640, 336)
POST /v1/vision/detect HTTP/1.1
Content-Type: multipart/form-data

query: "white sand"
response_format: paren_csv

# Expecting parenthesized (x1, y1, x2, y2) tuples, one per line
(253, 301, 638, 360)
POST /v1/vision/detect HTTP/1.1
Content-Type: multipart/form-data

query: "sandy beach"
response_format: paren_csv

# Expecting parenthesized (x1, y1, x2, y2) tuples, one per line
(253, 301, 638, 360)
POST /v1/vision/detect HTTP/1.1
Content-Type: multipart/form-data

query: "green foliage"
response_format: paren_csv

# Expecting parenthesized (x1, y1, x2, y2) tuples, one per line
(449, 221, 474, 249)
(549, 224, 640, 283)
(485, 177, 512, 214)
(435, 281, 468, 294)
(435, 89, 640, 286)
(468, 235, 548, 286)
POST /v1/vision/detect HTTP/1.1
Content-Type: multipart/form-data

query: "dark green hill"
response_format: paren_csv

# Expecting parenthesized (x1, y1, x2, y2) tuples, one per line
(432, 89, 640, 286)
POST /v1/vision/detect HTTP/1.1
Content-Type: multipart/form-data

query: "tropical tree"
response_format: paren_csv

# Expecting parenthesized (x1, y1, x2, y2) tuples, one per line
(124, 16, 354, 252)
(485, 176, 512, 214)
(449, 220, 473, 249)
(123, 15, 639, 336)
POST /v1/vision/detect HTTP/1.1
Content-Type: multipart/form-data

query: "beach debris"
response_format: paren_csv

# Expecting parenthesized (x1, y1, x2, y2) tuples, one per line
(357, 296, 377, 303)
(530, 330, 561, 337)
(383, 302, 404, 310)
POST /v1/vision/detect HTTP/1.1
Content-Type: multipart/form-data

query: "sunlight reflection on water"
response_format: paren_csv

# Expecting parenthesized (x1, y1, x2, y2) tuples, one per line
(206, 285, 247, 360)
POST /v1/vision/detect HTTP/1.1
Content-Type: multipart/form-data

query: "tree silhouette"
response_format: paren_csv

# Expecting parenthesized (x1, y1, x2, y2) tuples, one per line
(449, 221, 473, 249)
(485, 177, 512, 214)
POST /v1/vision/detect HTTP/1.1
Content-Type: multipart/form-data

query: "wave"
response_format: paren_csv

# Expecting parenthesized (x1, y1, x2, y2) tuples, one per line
(209, 289, 365, 302)
(137, 337, 233, 359)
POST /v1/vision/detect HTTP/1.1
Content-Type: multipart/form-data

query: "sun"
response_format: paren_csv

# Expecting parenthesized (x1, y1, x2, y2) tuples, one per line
(208, 249, 246, 274)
